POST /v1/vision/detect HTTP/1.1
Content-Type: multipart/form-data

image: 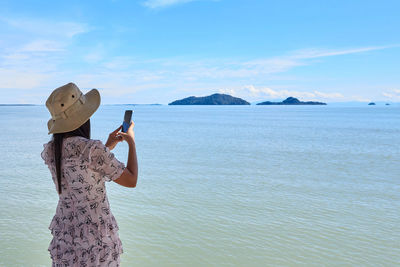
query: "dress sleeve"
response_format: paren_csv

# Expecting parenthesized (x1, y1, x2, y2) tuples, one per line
(89, 140, 126, 182)
(41, 142, 53, 166)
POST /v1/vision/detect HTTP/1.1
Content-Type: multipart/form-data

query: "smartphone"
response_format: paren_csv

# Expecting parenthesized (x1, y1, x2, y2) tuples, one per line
(122, 110, 133, 132)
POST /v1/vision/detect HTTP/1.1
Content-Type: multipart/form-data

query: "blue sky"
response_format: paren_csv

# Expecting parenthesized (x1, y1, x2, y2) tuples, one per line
(0, 0, 399, 104)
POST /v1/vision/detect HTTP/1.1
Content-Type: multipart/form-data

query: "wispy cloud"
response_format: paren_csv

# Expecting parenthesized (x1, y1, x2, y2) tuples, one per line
(20, 40, 65, 52)
(83, 44, 107, 64)
(0, 68, 52, 90)
(0, 32, 395, 103)
(382, 89, 400, 100)
(0, 16, 89, 92)
(241, 45, 395, 76)
(0, 17, 89, 38)
(292, 45, 397, 59)
(171, 45, 395, 81)
(142, 0, 197, 9)
(219, 85, 344, 102)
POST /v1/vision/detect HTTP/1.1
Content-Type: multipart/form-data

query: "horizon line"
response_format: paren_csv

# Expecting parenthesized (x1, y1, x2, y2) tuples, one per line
(1, 101, 399, 106)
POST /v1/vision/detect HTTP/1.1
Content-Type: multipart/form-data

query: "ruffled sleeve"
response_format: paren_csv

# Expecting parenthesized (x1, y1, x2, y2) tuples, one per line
(41, 141, 54, 166)
(89, 140, 126, 182)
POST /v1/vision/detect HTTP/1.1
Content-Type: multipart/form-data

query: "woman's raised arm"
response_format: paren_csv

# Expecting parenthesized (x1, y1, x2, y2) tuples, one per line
(114, 121, 138, 188)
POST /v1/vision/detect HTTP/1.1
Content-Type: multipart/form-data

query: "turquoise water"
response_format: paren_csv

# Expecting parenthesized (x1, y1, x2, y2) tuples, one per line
(0, 105, 399, 266)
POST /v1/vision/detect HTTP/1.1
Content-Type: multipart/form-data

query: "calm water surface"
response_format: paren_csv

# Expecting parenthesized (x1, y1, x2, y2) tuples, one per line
(0, 105, 399, 266)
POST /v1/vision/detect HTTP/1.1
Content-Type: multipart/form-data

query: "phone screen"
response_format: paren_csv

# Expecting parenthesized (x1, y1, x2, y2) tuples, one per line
(122, 110, 133, 132)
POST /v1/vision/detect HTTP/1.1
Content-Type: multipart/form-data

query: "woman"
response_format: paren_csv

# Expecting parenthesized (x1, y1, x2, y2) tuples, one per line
(41, 83, 138, 266)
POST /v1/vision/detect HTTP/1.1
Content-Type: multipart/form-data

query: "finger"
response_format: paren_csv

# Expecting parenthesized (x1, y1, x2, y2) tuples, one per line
(113, 133, 122, 139)
(118, 132, 132, 141)
(128, 120, 135, 130)
(112, 125, 123, 133)
(117, 132, 129, 138)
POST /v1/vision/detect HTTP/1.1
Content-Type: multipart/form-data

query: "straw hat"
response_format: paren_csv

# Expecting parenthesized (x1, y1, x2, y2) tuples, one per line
(46, 83, 100, 134)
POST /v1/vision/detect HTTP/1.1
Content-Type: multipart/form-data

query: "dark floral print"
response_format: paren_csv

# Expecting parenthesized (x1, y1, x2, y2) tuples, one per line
(41, 136, 125, 267)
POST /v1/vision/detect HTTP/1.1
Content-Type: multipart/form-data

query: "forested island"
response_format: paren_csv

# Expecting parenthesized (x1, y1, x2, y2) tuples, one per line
(169, 93, 250, 105)
(168, 95, 327, 105)
(257, 97, 326, 105)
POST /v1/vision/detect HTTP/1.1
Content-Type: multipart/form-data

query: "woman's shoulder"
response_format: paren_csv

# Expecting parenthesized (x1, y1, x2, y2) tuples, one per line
(64, 136, 100, 147)
(41, 140, 53, 164)
(41, 137, 107, 158)
(70, 137, 108, 155)
(42, 140, 53, 149)
(88, 139, 108, 154)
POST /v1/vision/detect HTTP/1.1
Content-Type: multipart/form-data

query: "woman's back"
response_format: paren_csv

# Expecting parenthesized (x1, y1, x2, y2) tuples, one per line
(42, 136, 125, 266)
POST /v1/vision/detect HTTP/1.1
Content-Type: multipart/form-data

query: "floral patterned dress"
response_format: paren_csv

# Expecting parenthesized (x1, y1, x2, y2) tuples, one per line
(41, 136, 126, 267)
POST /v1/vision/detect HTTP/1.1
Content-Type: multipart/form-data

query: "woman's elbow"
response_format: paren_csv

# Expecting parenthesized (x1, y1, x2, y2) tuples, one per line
(127, 177, 137, 188)
(114, 169, 138, 188)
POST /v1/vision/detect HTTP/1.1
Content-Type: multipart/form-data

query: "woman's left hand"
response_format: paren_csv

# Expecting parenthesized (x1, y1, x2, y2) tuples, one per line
(105, 125, 123, 150)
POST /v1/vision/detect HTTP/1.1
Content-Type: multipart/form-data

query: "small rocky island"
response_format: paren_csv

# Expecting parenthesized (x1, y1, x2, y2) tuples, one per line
(169, 93, 250, 105)
(257, 97, 326, 105)
(368, 102, 376, 105)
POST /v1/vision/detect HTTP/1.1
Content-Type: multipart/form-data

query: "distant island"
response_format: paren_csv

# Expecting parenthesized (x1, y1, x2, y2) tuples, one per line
(257, 97, 326, 105)
(121, 104, 162, 106)
(368, 102, 376, 105)
(169, 93, 250, 105)
(0, 104, 37, 106)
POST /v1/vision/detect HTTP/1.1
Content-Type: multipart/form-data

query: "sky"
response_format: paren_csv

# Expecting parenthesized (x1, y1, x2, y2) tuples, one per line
(0, 0, 399, 104)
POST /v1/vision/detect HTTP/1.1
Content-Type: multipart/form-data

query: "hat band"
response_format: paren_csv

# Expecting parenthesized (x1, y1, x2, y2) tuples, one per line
(52, 93, 86, 120)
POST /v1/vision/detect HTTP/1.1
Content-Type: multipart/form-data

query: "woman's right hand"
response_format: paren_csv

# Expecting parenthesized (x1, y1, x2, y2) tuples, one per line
(118, 121, 135, 144)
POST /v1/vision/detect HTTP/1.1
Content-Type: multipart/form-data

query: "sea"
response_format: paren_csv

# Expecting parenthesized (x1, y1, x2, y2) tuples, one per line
(0, 104, 399, 266)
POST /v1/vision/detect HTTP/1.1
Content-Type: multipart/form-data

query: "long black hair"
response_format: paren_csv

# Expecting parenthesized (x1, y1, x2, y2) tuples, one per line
(52, 119, 91, 194)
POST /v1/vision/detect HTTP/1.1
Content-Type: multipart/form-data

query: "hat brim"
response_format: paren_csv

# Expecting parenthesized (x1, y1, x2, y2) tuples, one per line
(47, 89, 100, 134)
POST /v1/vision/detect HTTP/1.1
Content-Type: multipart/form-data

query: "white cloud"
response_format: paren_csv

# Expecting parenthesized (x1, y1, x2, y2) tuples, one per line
(219, 85, 344, 102)
(145, 45, 394, 81)
(20, 40, 65, 52)
(0, 68, 51, 89)
(0, 23, 394, 104)
(0, 16, 90, 93)
(292, 45, 397, 59)
(245, 58, 304, 71)
(351, 96, 372, 103)
(382, 89, 400, 100)
(83, 52, 103, 63)
(143, 0, 197, 8)
(1, 17, 89, 38)
(236, 46, 394, 77)
(102, 57, 137, 69)
(313, 91, 344, 99)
